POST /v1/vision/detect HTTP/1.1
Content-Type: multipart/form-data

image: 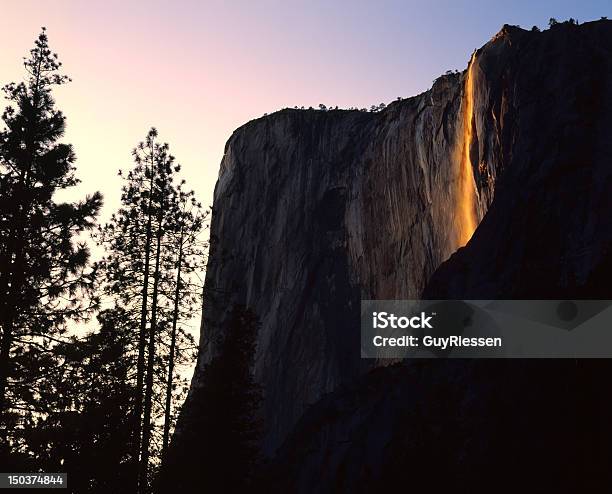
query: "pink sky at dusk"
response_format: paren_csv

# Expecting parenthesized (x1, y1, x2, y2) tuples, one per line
(1, 0, 608, 219)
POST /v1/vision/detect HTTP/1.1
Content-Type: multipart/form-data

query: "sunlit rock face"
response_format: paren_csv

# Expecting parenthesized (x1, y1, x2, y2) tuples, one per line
(425, 20, 612, 299)
(181, 19, 612, 463)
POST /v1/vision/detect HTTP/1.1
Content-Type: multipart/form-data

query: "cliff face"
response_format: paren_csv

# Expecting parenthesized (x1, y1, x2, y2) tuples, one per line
(264, 20, 612, 492)
(424, 20, 612, 299)
(183, 18, 612, 464)
(193, 65, 496, 454)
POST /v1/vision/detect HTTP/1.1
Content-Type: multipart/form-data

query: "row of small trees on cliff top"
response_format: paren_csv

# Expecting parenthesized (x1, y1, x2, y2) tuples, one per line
(271, 16, 608, 116)
(262, 101, 392, 117)
(525, 16, 607, 32)
(0, 27, 248, 494)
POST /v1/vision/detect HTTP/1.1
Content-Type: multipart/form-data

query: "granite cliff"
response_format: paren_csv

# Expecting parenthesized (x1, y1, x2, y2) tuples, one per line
(188, 28, 503, 455)
(177, 18, 612, 486)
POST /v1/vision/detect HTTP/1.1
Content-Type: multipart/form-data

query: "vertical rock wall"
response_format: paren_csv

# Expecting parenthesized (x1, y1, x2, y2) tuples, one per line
(180, 21, 586, 454)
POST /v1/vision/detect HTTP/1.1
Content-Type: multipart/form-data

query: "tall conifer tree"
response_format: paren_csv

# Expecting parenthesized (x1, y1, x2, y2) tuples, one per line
(0, 28, 101, 435)
(97, 130, 205, 493)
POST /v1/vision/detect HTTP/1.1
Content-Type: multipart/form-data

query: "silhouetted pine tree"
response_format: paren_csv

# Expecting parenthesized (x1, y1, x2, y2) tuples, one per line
(139, 133, 173, 488)
(96, 132, 206, 493)
(133, 129, 158, 484)
(159, 305, 262, 494)
(0, 28, 101, 446)
(160, 190, 208, 462)
(17, 308, 136, 493)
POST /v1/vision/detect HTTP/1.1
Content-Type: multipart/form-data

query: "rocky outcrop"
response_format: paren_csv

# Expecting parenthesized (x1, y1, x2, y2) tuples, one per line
(261, 20, 612, 491)
(424, 20, 612, 299)
(192, 65, 498, 452)
(181, 18, 612, 467)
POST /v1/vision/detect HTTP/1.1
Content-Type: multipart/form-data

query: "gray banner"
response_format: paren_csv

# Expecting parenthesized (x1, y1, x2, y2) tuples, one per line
(361, 300, 612, 358)
(0, 473, 67, 489)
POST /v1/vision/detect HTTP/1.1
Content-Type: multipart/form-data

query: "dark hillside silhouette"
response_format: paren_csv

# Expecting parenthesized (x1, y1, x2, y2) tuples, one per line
(158, 305, 262, 494)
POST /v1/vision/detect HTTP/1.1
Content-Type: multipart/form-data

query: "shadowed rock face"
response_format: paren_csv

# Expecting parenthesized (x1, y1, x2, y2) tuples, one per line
(271, 360, 612, 493)
(181, 18, 612, 470)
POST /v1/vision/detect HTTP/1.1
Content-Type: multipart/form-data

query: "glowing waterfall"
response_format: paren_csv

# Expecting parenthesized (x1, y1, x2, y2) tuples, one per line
(457, 53, 478, 246)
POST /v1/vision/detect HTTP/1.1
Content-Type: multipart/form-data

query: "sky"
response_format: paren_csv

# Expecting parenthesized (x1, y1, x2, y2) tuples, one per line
(0, 0, 609, 221)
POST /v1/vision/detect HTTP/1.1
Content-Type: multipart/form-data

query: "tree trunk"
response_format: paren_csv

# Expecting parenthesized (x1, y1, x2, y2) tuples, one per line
(133, 154, 155, 492)
(139, 188, 165, 492)
(162, 228, 184, 462)
(0, 327, 12, 419)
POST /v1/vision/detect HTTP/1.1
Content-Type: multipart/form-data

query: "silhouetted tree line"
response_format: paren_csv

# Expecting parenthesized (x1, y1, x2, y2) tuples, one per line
(263, 100, 395, 117)
(0, 28, 264, 494)
(95, 127, 208, 493)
